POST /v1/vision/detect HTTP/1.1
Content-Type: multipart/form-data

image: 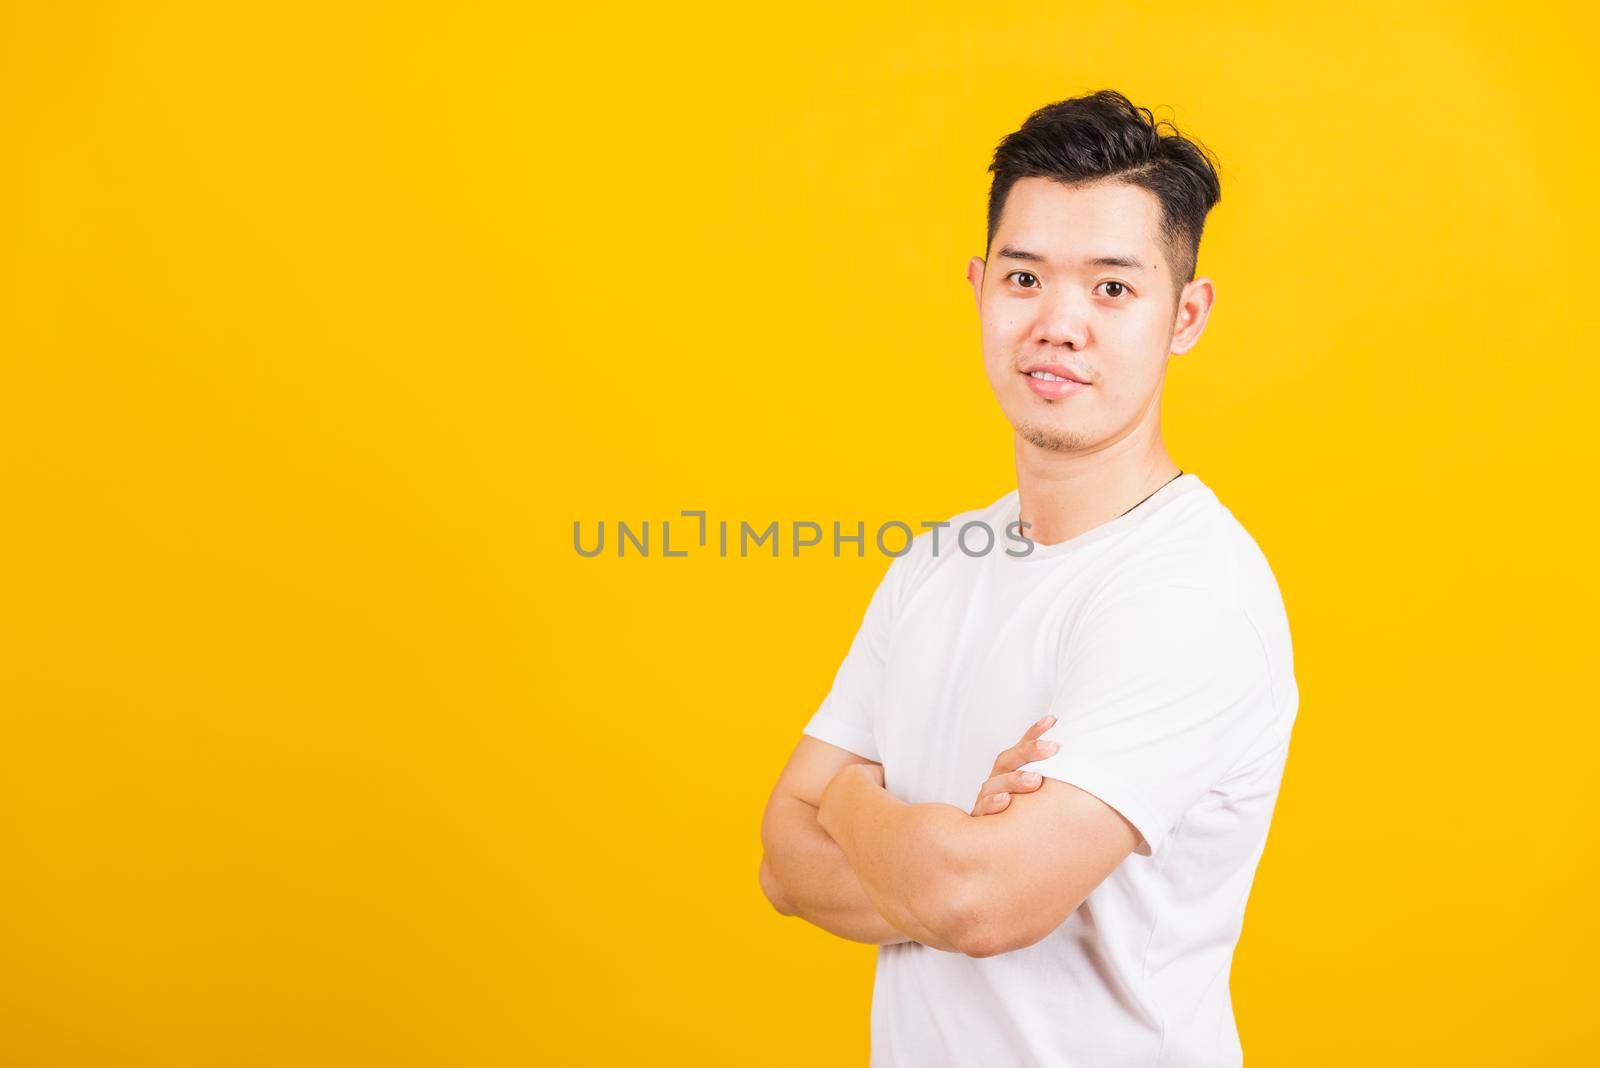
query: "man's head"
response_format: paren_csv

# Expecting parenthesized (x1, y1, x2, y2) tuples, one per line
(966, 90, 1222, 456)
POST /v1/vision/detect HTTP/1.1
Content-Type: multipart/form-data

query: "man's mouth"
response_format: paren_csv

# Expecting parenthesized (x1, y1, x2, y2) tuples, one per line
(1019, 362, 1090, 384)
(1019, 363, 1091, 399)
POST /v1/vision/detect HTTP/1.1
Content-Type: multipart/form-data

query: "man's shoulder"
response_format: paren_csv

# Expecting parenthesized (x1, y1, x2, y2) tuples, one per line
(1105, 482, 1287, 605)
(1094, 483, 1298, 708)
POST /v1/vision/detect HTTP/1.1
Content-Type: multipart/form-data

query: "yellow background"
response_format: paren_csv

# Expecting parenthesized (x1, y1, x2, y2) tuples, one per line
(2, 2, 1594, 1064)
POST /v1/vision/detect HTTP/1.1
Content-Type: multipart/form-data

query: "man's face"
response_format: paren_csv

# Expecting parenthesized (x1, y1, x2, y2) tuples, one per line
(967, 176, 1204, 454)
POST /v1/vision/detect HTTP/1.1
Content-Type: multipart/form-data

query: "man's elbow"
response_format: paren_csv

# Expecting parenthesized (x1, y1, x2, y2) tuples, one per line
(948, 911, 1049, 959)
(943, 878, 1076, 959)
(946, 906, 1025, 959)
(930, 865, 1009, 958)
(758, 855, 795, 916)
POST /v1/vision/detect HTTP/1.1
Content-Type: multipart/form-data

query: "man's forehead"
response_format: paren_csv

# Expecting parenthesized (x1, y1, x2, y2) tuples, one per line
(995, 178, 1164, 271)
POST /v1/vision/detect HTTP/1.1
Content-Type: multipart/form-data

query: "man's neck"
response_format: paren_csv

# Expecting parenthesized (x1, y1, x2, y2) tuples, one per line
(1013, 433, 1181, 547)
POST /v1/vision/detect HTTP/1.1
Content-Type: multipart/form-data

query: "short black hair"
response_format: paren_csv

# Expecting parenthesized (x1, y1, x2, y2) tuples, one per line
(985, 90, 1222, 298)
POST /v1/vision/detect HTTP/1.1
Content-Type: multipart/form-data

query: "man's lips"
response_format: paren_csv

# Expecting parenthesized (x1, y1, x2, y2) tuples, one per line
(1019, 363, 1091, 400)
(1019, 362, 1090, 384)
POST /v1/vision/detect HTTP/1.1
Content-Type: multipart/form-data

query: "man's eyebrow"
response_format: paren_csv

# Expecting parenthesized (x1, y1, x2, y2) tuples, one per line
(994, 246, 1150, 273)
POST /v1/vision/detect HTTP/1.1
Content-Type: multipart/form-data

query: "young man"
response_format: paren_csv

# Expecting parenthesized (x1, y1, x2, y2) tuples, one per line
(758, 90, 1299, 1066)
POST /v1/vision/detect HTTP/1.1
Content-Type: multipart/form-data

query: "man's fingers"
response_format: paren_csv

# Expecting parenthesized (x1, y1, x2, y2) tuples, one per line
(1021, 713, 1057, 742)
(972, 790, 1014, 816)
(987, 714, 1057, 776)
(971, 770, 1046, 815)
(977, 715, 1062, 813)
(989, 732, 1061, 777)
(985, 769, 1044, 796)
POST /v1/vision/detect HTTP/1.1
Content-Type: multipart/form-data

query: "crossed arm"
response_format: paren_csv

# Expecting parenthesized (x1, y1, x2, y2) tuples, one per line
(759, 734, 1142, 958)
(757, 738, 914, 946)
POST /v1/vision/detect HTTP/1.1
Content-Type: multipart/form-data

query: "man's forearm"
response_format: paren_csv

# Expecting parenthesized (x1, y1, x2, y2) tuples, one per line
(816, 769, 978, 954)
(760, 794, 915, 946)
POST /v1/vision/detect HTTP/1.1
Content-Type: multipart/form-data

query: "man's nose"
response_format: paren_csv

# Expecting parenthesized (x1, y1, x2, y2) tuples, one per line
(1032, 288, 1090, 349)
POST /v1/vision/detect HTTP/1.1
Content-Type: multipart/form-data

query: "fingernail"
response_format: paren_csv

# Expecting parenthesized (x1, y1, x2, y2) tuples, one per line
(1020, 772, 1041, 786)
(993, 792, 1009, 804)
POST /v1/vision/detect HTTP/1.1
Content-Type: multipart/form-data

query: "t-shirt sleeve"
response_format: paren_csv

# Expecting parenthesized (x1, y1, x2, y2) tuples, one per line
(799, 557, 903, 762)
(1017, 584, 1280, 857)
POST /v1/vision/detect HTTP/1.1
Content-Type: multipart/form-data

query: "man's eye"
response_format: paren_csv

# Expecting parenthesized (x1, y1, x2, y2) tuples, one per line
(1007, 271, 1039, 289)
(1097, 281, 1131, 299)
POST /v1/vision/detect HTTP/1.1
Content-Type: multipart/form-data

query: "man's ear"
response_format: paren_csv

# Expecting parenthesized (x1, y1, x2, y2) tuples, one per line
(1169, 276, 1216, 356)
(966, 255, 986, 309)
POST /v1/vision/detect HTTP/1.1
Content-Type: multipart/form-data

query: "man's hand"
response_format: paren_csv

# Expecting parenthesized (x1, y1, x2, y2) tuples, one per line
(970, 714, 1060, 816)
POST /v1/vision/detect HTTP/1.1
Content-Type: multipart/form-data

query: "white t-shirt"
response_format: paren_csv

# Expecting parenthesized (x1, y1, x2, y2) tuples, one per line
(801, 473, 1299, 1067)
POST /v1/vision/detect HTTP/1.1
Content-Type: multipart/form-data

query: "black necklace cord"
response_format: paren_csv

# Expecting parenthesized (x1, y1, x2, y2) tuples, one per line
(1119, 469, 1184, 518)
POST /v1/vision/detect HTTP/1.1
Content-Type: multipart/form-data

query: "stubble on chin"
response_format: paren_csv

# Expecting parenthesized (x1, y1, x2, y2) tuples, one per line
(1016, 420, 1096, 453)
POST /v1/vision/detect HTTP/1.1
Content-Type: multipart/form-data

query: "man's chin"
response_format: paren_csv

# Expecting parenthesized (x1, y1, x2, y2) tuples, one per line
(1014, 420, 1098, 454)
